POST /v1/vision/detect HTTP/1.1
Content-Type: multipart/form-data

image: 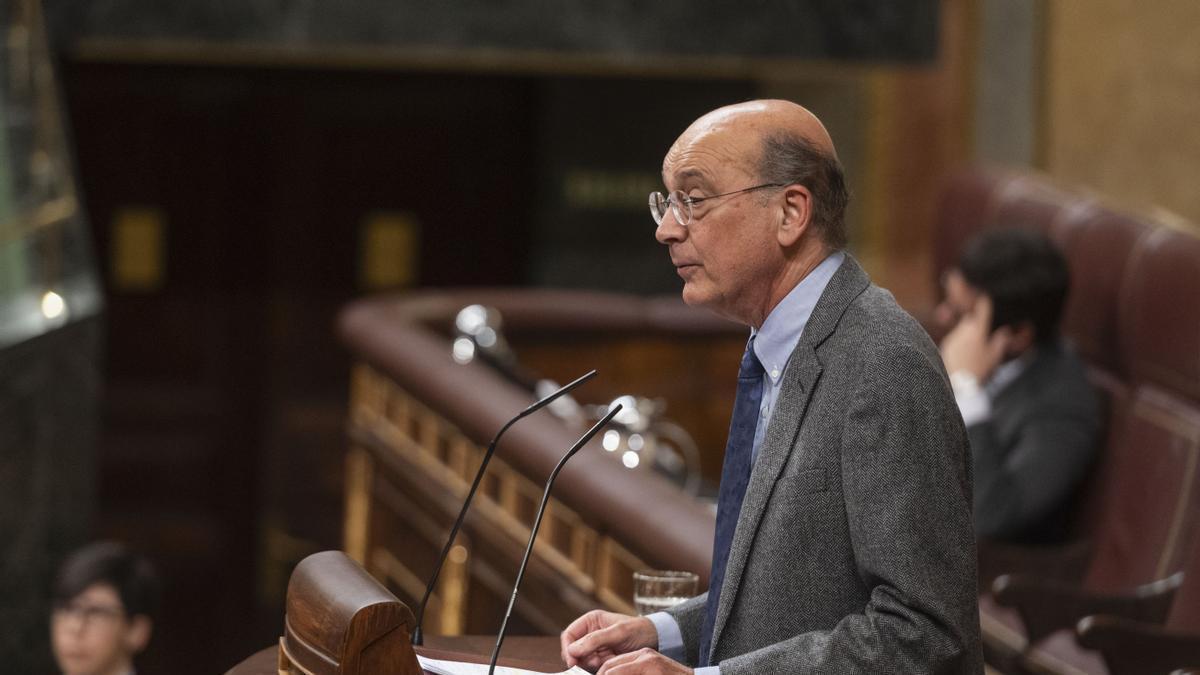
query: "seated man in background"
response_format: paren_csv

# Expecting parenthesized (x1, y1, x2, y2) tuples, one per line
(51, 541, 160, 675)
(938, 228, 1101, 544)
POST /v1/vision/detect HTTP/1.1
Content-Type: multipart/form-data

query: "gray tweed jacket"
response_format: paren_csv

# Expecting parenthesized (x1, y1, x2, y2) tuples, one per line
(667, 255, 983, 673)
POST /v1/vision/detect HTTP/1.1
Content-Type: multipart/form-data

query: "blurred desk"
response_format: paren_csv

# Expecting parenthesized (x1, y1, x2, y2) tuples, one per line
(226, 635, 565, 674)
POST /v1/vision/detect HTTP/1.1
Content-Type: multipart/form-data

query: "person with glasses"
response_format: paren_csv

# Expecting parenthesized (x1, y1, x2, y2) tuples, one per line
(560, 100, 981, 674)
(51, 542, 160, 675)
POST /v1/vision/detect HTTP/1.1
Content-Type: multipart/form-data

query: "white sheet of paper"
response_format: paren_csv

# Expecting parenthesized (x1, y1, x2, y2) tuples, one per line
(417, 655, 590, 675)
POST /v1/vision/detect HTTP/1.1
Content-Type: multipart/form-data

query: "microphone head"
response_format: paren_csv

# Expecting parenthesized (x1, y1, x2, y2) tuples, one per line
(522, 369, 597, 416)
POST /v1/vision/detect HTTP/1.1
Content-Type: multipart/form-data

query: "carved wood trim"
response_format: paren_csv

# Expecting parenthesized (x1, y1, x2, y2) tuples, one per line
(346, 365, 655, 627)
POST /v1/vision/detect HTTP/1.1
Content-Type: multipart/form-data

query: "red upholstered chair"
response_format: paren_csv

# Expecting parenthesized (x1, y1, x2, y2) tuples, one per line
(996, 389, 1199, 673)
(1047, 209, 1151, 561)
(933, 171, 1131, 590)
(966, 184, 1142, 656)
(994, 226, 1200, 674)
(1074, 545, 1200, 675)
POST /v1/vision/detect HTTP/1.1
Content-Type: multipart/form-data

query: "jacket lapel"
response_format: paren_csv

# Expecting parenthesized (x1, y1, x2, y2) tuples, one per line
(707, 254, 871, 660)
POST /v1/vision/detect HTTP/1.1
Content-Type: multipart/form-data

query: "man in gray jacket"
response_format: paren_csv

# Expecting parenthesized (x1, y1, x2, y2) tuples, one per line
(560, 100, 982, 674)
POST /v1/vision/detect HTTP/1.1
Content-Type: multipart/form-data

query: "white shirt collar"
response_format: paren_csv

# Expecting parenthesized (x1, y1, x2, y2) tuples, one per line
(985, 348, 1036, 397)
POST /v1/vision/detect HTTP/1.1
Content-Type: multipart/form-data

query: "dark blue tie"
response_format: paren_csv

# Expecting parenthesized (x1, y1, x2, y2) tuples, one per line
(698, 338, 764, 666)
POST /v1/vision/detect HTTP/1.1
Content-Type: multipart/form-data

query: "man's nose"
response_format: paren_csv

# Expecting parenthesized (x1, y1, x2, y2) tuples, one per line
(655, 211, 686, 245)
(59, 612, 87, 635)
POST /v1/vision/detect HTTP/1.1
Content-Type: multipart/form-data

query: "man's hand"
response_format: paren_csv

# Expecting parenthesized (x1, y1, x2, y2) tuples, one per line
(560, 610, 658, 672)
(596, 648, 693, 674)
(939, 293, 1012, 382)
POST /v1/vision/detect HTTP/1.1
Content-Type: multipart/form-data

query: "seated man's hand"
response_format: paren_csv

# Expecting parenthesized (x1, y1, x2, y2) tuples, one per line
(560, 610, 658, 672)
(596, 648, 693, 675)
(940, 294, 1011, 382)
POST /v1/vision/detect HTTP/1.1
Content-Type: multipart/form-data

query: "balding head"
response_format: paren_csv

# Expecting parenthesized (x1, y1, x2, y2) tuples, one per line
(666, 100, 849, 250)
(678, 99, 837, 159)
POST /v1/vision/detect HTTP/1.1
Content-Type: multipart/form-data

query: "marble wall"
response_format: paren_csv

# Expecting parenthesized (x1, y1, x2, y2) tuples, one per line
(1043, 0, 1200, 227)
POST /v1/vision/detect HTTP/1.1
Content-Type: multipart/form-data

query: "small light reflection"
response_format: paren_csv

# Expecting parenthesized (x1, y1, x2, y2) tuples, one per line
(627, 433, 644, 451)
(602, 429, 621, 452)
(477, 327, 497, 348)
(41, 291, 66, 319)
(455, 304, 489, 335)
(621, 450, 640, 469)
(609, 395, 640, 427)
(452, 337, 476, 364)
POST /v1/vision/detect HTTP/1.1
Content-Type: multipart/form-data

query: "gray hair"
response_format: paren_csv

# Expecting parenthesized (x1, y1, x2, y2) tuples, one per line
(757, 132, 850, 249)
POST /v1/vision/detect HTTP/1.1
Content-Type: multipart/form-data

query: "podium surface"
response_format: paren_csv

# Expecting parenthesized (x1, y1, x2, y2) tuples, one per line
(228, 635, 566, 675)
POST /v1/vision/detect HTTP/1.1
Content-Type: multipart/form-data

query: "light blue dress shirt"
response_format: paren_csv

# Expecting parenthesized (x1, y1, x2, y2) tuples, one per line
(647, 251, 844, 673)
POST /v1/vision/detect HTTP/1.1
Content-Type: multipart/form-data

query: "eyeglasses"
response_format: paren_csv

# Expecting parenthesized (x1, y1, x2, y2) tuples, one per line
(649, 183, 784, 226)
(52, 601, 125, 628)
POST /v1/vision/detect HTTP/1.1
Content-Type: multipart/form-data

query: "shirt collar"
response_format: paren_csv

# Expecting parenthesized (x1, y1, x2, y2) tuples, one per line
(984, 344, 1041, 397)
(751, 251, 845, 384)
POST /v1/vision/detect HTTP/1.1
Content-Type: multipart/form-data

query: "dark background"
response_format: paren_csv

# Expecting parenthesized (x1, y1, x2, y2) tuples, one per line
(44, 0, 938, 62)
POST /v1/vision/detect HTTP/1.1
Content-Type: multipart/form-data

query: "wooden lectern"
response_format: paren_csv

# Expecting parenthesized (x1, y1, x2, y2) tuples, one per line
(278, 550, 421, 675)
(226, 548, 564, 675)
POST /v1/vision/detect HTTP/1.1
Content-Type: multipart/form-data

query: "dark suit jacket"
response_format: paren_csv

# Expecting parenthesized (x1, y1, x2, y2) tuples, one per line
(667, 255, 983, 673)
(970, 342, 1101, 544)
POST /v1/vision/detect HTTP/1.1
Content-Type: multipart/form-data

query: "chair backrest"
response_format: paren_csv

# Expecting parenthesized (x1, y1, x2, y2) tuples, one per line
(1119, 227, 1200, 405)
(1084, 226, 1200, 590)
(1081, 387, 1200, 590)
(988, 173, 1092, 243)
(933, 167, 1005, 281)
(1056, 210, 1150, 540)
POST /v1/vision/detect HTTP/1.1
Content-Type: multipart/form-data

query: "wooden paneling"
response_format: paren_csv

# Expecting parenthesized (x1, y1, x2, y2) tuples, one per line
(346, 366, 650, 634)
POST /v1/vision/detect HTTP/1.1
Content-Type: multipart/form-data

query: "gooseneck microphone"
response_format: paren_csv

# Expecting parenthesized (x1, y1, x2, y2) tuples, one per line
(487, 403, 623, 674)
(411, 369, 597, 646)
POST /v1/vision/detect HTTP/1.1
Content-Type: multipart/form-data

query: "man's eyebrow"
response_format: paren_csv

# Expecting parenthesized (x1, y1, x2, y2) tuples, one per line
(670, 168, 712, 188)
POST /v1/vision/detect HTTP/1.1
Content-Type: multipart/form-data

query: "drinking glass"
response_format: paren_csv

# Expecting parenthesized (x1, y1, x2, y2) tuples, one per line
(632, 570, 698, 615)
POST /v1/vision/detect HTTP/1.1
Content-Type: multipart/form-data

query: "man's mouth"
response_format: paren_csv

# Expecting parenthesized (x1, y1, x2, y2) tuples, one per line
(674, 263, 699, 278)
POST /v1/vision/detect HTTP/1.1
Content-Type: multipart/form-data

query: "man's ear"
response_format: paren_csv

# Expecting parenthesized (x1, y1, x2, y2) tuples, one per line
(777, 183, 812, 248)
(1006, 321, 1037, 357)
(125, 615, 153, 655)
